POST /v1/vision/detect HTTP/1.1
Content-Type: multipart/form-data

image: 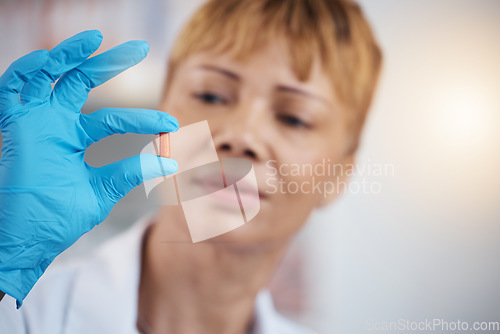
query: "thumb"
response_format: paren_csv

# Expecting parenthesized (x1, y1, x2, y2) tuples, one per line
(96, 154, 178, 205)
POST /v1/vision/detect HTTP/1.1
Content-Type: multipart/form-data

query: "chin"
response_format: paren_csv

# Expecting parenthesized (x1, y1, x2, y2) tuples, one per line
(206, 214, 299, 249)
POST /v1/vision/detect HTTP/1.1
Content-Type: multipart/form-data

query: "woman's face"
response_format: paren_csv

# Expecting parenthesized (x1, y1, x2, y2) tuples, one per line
(160, 41, 354, 245)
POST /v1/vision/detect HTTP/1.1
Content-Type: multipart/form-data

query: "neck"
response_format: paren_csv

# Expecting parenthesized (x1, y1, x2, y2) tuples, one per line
(137, 206, 288, 334)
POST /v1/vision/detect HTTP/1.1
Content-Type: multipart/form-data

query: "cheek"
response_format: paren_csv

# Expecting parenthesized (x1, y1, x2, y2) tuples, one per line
(161, 82, 204, 126)
(273, 142, 347, 207)
(161, 96, 195, 127)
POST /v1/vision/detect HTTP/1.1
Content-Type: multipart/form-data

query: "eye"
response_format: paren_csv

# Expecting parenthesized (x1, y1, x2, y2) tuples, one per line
(278, 114, 310, 128)
(194, 92, 226, 104)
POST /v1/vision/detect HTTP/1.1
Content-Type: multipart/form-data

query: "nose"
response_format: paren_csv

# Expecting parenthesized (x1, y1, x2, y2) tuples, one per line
(211, 101, 269, 162)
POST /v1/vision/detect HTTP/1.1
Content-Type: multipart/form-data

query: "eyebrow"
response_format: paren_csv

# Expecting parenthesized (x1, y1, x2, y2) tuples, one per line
(197, 64, 330, 107)
(277, 85, 330, 107)
(197, 65, 240, 81)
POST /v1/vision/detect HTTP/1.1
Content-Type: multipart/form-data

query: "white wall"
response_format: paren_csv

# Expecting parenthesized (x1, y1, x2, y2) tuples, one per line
(301, 0, 500, 332)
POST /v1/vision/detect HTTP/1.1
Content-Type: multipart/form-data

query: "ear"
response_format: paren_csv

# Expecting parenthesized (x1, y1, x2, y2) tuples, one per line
(317, 153, 356, 207)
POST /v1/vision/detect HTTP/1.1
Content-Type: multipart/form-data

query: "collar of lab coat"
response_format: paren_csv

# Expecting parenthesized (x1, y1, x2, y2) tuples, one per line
(65, 214, 301, 334)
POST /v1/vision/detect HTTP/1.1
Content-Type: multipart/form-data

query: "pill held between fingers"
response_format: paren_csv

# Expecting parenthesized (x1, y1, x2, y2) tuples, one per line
(159, 132, 170, 158)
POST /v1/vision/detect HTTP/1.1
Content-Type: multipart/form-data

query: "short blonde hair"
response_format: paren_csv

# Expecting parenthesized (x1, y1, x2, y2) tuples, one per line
(165, 0, 382, 153)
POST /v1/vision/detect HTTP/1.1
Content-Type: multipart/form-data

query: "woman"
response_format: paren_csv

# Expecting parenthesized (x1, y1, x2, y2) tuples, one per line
(0, 0, 382, 332)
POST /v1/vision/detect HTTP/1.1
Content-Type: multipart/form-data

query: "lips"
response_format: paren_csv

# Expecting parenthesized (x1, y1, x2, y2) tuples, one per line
(192, 171, 264, 198)
(189, 168, 262, 217)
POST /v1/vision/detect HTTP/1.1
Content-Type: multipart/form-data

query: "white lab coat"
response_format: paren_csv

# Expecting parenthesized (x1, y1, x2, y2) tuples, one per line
(0, 216, 316, 334)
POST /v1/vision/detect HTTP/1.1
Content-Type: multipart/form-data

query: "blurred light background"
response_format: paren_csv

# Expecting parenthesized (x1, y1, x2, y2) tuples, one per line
(1, 0, 499, 333)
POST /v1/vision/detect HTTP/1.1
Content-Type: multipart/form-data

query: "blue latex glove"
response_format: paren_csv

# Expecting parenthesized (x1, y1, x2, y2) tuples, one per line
(0, 30, 179, 308)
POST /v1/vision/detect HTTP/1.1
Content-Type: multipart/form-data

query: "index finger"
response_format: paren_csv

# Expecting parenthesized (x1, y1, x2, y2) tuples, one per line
(79, 108, 179, 144)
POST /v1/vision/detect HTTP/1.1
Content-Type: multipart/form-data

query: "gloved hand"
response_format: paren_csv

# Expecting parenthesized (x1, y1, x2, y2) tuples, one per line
(0, 30, 179, 308)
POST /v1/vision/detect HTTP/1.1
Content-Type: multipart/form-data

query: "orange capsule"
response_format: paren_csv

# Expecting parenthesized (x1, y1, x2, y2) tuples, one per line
(159, 132, 170, 158)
